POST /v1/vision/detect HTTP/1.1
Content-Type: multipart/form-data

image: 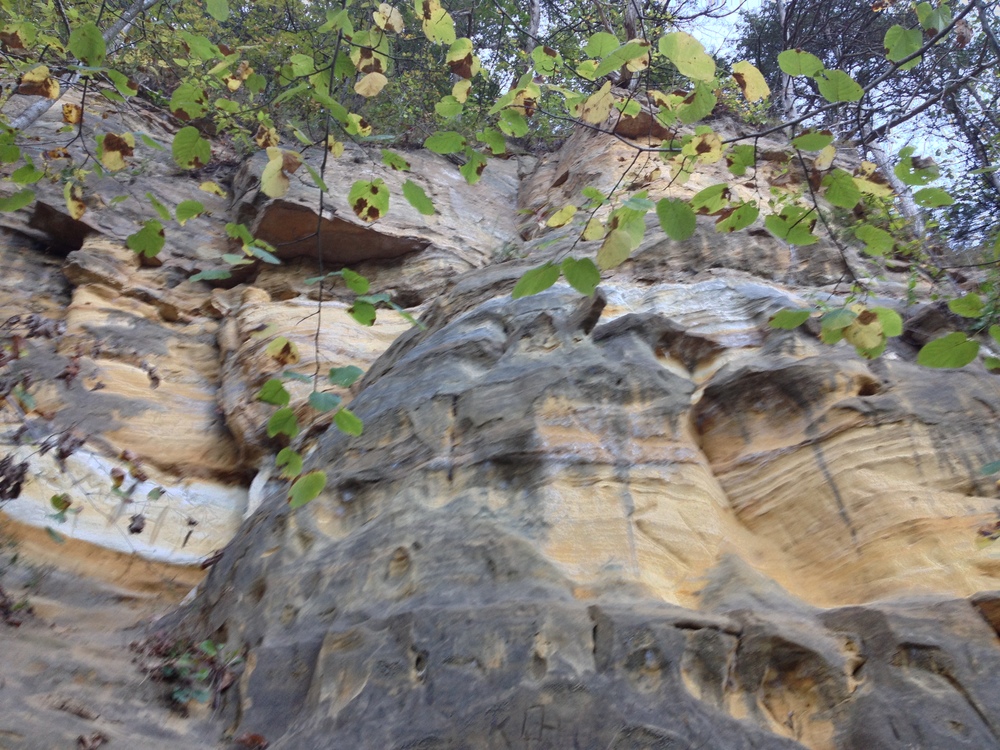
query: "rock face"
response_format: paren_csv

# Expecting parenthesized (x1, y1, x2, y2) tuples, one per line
(4, 101, 1000, 749)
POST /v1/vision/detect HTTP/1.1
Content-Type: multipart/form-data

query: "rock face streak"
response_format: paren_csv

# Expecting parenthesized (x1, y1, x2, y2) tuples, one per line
(3, 103, 1000, 748)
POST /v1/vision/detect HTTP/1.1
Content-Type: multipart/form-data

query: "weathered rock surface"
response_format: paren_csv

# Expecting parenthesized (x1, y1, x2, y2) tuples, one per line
(3, 101, 1000, 749)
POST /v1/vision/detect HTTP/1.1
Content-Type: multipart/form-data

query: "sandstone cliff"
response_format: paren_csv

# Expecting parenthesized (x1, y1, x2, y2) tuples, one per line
(2, 94, 1000, 749)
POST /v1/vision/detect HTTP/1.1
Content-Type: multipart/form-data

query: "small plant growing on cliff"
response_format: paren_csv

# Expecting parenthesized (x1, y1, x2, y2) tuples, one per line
(137, 635, 243, 714)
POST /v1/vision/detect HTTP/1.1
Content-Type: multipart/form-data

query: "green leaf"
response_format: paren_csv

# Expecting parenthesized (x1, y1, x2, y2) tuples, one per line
(918, 332, 979, 368)
(531, 44, 562, 76)
(981, 460, 1000, 475)
(435, 95, 463, 118)
(329, 365, 364, 387)
(11, 163, 43, 184)
(871, 307, 903, 337)
(822, 169, 862, 209)
(304, 164, 328, 192)
(916, 1, 951, 32)
(126, 220, 166, 258)
(459, 150, 488, 185)
(334, 408, 363, 436)
(691, 184, 730, 214)
(190, 269, 232, 282)
(348, 179, 390, 222)
(854, 224, 895, 256)
(989, 324, 1000, 346)
(309, 391, 342, 412)
(288, 470, 326, 508)
(381, 150, 410, 171)
(69, 22, 105, 66)
(340, 269, 369, 294)
(677, 83, 717, 124)
(170, 82, 208, 120)
(765, 206, 818, 246)
(593, 40, 651, 79)
(769, 309, 812, 329)
(395, 179, 434, 217)
(176, 200, 206, 226)
(715, 201, 759, 233)
(655, 198, 696, 240)
(727, 144, 756, 176)
(477, 128, 506, 155)
(884, 25, 922, 68)
(0, 189, 35, 212)
(276, 447, 303, 479)
(172, 126, 211, 169)
(792, 130, 833, 151)
(948, 293, 983, 318)
(424, 131, 466, 154)
(913, 187, 953, 207)
(350, 300, 377, 325)
(821, 307, 858, 330)
(498, 109, 529, 137)
(585, 31, 620, 58)
(658, 32, 715, 81)
(895, 153, 940, 186)
(596, 229, 634, 270)
(206, 0, 229, 21)
(106, 69, 138, 97)
(140, 133, 165, 151)
(816, 70, 863, 103)
(258, 378, 290, 406)
(146, 192, 172, 221)
(512, 263, 560, 298)
(777, 49, 825, 77)
(267, 407, 299, 438)
(561, 257, 600, 296)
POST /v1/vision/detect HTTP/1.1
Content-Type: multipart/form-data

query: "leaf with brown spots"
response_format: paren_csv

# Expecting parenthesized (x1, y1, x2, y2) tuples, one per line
(373, 3, 404, 33)
(62, 103, 82, 124)
(447, 38, 475, 78)
(254, 125, 279, 148)
(99, 132, 135, 172)
(348, 178, 390, 222)
(64, 182, 85, 220)
(265, 336, 300, 365)
(17, 65, 59, 99)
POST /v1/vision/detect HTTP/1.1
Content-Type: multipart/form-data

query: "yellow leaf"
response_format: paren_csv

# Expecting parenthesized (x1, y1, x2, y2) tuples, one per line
(261, 149, 290, 199)
(853, 163, 894, 197)
(625, 38, 650, 73)
(683, 130, 723, 164)
(731, 61, 770, 102)
(327, 137, 345, 157)
(576, 81, 613, 125)
(64, 182, 85, 220)
(596, 228, 633, 269)
(373, 3, 404, 32)
(355, 71, 388, 97)
(843, 309, 884, 351)
(62, 103, 82, 124)
(452, 79, 471, 103)
(99, 132, 135, 172)
(814, 144, 836, 171)
(582, 218, 606, 241)
(254, 125, 279, 148)
(546, 204, 577, 227)
(199, 181, 228, 197)
(17, 65, 59, 99)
